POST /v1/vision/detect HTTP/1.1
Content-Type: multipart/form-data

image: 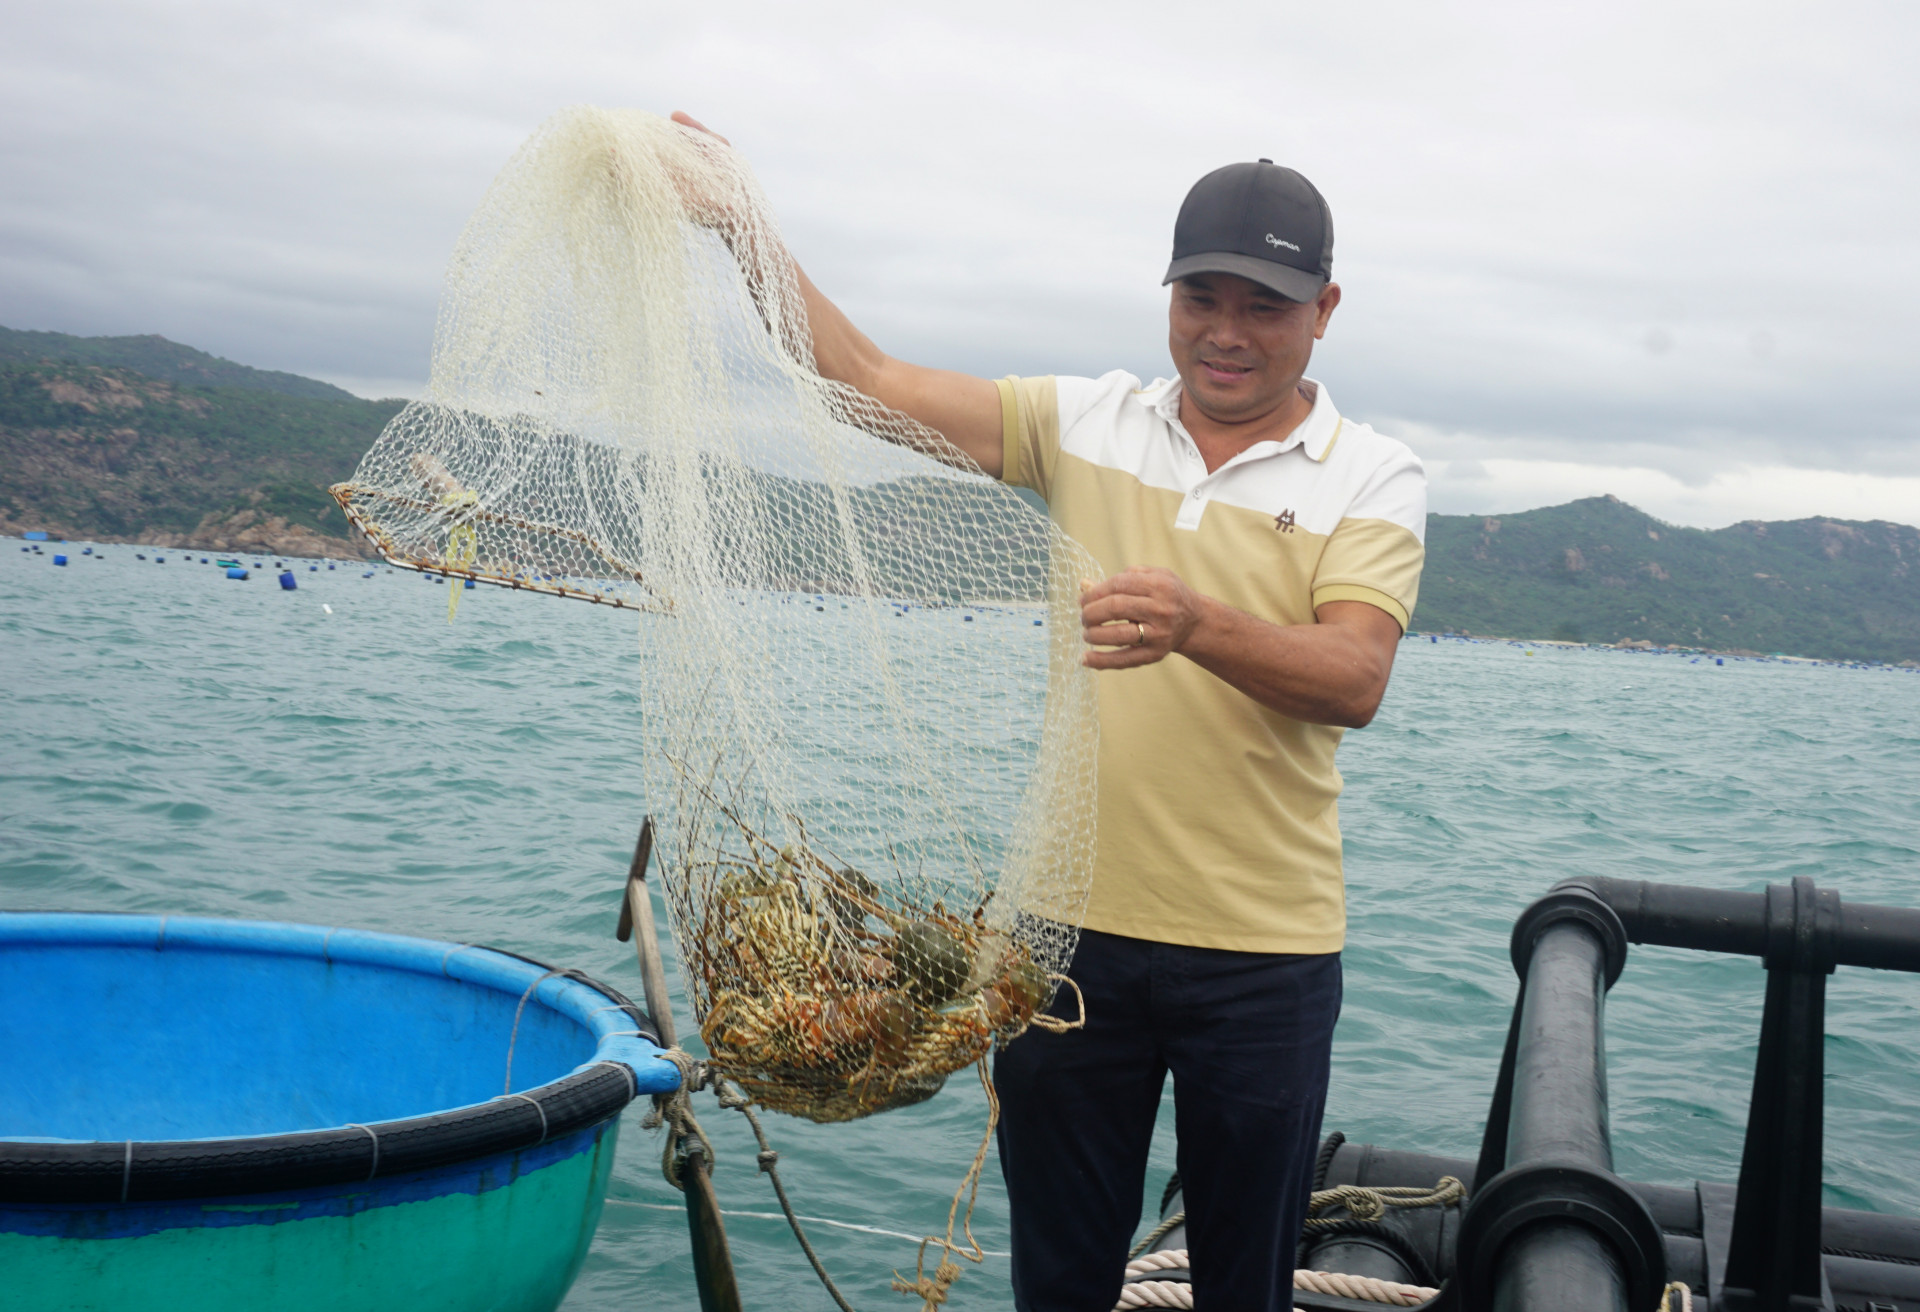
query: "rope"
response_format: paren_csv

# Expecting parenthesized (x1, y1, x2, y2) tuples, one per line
(1303, 1178, 1466, 1226)
(1112, 1253, 1439, 1309)
(1304, 1219, 1439, 1289)
(503, 967, 593, 1094)
(1132, 1176, 1463, 1259)
(344, 1123, 380, 1181)
(1312, 1130, 1346, 1191)
(1658, 1281, 1694, 1312)
(1294, 1269, 1438, 1306)
(499, 1093, 549, 1145)
(640, 1046, 715, 1192)
(1128, 1171, 1464, 1298)
(715, 1077, 860, 1312)
(890, 1059, 1000, 1310)
(1026, 974, 1087, 1035)
(1129, 1211, 1187, 1259)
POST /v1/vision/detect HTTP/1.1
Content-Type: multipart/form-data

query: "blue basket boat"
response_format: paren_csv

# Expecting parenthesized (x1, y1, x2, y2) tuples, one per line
(0, 912, 681, 1312)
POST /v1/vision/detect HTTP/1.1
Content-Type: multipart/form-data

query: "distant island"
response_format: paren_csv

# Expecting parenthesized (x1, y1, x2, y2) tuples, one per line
(3, 325, 1915, 664)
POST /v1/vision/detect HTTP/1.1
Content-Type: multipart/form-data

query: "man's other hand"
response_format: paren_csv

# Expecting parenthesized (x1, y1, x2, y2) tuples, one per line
(1079, 567, 1403, 727)
(1080, 567, 1200, 668)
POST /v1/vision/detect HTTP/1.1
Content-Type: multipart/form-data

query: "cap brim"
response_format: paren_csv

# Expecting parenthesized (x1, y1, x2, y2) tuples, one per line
(1162, 252, 1325, 303)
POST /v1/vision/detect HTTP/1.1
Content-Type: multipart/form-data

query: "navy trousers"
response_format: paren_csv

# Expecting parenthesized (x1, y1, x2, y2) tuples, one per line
(994, 928, 1342, 1311)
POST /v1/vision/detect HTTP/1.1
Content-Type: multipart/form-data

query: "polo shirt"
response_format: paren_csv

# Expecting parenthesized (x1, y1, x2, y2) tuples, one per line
(996, 370, 1426, 954)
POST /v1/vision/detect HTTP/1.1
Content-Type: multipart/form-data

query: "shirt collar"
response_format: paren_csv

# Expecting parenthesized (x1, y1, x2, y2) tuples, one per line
(1135, 374, 1342, 462)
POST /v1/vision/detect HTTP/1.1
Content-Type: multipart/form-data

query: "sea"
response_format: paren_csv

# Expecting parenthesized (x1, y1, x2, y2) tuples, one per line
(3, 541, 1917, 1310)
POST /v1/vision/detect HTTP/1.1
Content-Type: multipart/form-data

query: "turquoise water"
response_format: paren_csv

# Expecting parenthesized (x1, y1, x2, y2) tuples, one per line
(4, 543, 1918, 1309)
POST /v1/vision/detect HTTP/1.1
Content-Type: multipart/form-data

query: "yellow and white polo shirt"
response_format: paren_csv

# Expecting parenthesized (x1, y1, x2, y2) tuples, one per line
(997, 371, 1426, 954)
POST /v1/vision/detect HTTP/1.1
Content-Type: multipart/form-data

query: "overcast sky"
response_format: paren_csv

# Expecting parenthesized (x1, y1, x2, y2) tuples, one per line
(4, 1, 1916, 527)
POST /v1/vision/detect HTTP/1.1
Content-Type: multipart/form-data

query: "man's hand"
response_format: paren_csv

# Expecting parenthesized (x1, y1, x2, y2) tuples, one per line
(663, 110, 1003, 473)
(670, 110, 727, 145)
(1080, 567, 1202, 668)
(1080, 566, 1403, 728)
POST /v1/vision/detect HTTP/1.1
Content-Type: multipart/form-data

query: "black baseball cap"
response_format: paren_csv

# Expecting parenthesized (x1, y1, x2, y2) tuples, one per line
(1163, 160, 1333, 303)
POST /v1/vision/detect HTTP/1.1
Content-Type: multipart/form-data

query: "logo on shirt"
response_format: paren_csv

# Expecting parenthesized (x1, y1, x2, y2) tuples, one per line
(1265, 233, 1301, 252)
(1274, 509, 1297, 533)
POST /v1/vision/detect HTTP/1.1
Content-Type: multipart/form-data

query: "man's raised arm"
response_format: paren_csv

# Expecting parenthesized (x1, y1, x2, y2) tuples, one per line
(671, 112, 1005, 477)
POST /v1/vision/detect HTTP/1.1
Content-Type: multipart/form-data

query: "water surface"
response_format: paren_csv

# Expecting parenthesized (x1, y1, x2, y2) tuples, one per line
(3, 545, 1916, 1308)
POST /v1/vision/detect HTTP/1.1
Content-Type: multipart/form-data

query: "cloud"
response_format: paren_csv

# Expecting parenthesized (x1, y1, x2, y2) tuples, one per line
(2, 1, 1916, 525)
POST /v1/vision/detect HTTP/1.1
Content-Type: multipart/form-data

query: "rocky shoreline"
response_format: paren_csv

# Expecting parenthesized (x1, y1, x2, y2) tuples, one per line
(0, 507, 373, 561)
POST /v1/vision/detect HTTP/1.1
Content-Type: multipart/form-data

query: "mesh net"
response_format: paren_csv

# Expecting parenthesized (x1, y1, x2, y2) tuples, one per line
(333, 106, 1101, 1124)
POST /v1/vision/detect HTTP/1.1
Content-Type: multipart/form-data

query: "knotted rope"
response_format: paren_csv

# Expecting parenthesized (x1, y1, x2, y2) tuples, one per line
(1303, 1177, 1467, 1226)
(889, 1059, 1001, 1310)
(639, 1046, 716, 1191)
(1129, 1174, 1467, 1259)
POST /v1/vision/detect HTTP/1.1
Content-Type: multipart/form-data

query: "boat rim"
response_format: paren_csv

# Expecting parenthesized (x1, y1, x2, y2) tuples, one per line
(0, 910, 678, 1205)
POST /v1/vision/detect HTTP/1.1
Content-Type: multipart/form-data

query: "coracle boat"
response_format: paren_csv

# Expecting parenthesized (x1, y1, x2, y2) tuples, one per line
(0, 912, 678, 1312)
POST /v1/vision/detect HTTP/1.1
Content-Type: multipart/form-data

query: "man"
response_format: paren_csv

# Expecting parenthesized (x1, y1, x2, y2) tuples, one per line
(673, 113, 1426, 1310)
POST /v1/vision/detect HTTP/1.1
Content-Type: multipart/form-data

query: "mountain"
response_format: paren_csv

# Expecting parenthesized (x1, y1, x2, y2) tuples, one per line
(0, 338, 404, 558)
(0, 326, 365, 402)
(2, 330, 1913, 659)
(1416, 496, 1920, 663)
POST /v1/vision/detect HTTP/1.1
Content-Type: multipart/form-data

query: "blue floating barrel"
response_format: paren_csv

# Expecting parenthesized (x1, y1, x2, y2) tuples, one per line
(278, 571, 297, 590)
(464, 578, 475, 589)
(1034, 619, 1042, 626)
(1430, 635, 1438, 643)
(1716, 658, 1724, 666)
(226, 567, 249, 580)
(309, 565, 318, 572)
(327, 563, 335, 571)
(0, 913, 677, 1312)
(82, 548, 92, 556)
(52, 555, 67, 566)
(964, 615, 973, 622)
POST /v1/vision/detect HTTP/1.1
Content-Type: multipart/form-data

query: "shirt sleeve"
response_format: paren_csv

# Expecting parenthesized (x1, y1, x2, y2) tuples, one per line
(995, 376, 1061, 500)
(1312, 442, 1427, 631)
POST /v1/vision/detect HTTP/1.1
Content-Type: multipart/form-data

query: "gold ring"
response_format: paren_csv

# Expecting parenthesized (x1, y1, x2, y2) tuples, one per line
(1133, 621, 1147, 647)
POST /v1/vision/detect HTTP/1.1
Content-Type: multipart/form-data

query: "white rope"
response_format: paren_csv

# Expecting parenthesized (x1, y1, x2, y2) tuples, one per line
(1115, 1279, 1194, 1308)
(499, 1092, 549, 1144)
(1113, 1251, 1439, 1310)
(592, 1058, 639, 1102)
(1294, 1269, 1439, 1306)
(343, 1123, 380, 1180)
(1125, 1250, 1189, 1274)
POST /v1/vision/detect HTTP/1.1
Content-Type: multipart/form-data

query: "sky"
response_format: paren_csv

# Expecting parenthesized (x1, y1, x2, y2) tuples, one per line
(3, 1, 1917, 529)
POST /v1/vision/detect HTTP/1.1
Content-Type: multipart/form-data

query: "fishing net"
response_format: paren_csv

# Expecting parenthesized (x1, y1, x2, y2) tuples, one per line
(332, 106, 1101, 1125)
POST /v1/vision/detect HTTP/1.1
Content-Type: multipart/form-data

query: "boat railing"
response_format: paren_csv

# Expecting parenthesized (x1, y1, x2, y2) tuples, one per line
(1456, 875, 1920, 1312)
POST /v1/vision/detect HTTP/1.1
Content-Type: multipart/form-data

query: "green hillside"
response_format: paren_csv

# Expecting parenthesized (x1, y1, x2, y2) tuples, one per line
(0, 326, 363, 402)
(0, 357, 402, 553)
(2, 329, 1913, 660)
(1416, 496, 1920, 663)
